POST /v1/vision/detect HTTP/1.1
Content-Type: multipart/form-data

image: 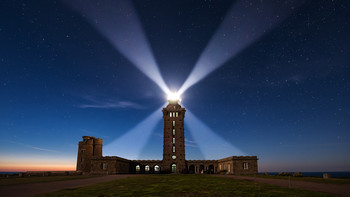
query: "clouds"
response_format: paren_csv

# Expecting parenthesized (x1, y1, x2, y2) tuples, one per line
(26, 145, 59, 153)
(77, 95, 144, 109)
(2, 140, 59, 153)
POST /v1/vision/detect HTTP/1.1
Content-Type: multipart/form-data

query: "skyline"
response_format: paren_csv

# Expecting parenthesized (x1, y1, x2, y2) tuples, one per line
(0, 0, 350, 172)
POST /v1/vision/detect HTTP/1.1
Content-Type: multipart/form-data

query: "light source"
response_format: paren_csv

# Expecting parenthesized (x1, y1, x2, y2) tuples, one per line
(167, 91, 181, 104)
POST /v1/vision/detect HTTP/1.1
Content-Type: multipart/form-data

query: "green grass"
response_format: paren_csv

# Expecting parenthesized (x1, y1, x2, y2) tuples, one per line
(245, 174, 350, 185)
(38, 175, 336, 197)
(0, 175, 96, 186)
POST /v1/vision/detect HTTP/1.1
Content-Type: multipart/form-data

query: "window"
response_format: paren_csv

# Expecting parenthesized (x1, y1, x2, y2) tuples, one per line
(172, 146, 175, 152)
(219, 164, 222, 170)
(136, 165, 140, 172)
(173, 129, 175, 135)
(228, 164, 231, 172)
(145, 165, 150, 172)
(172, 155, 176, 159)
(176, 112, 178, 117)
(172, 138, 175, 144)
(154, 165, 160, 172)
(171, 164, 176, 173)
(243, 162, 249, 170)
(100, 163, 106, 170)
(170, 112, 172, 117)
(173, 112, 175, 117)
(173, 121, 175, 126)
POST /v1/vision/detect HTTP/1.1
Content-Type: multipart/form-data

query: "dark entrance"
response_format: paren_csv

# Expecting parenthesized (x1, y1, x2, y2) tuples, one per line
(199, 165, 204, 174)
(189, 165, 195, 174)
(208, 165, 214, 174)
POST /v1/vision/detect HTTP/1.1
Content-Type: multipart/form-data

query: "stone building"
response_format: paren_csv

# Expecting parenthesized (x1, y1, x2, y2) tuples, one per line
(77, 98, 258, 175)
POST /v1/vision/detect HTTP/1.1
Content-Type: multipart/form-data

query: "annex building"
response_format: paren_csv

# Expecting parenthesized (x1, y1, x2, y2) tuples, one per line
(77, 98, 258, 175)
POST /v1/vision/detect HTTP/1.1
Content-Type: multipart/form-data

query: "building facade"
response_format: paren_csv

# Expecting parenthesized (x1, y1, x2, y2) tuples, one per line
(77, 101, 258, 174)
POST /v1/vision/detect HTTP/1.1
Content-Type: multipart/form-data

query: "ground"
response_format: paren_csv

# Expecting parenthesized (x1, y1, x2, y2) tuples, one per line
(38, 175, 335, 197)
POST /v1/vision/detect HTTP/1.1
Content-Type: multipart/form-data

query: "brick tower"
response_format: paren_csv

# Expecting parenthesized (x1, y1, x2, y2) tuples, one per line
(162, 96, 186, 173)
(76, 136, 103, 173)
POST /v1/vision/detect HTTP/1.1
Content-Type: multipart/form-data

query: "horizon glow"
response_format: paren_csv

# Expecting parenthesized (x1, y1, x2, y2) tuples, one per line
(185, 110, 246, 159)
(0, 154, 76, 172)
(178, 0, 303, 95)
(103, 105, 164, 159)
(65, 0, 170, 94)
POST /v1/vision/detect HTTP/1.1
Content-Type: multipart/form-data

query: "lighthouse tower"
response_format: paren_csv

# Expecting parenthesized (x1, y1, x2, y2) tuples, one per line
(162, 92, 186, 173)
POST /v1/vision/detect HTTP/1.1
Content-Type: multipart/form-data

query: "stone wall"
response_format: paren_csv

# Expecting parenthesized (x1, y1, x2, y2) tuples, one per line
(131, 160, 163, 174)
(218, 156, 258, 175)
(90, 156, 131, 175)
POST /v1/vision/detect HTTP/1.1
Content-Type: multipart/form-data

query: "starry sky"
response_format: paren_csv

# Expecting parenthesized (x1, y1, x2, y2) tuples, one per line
(0, 0, 349, 172)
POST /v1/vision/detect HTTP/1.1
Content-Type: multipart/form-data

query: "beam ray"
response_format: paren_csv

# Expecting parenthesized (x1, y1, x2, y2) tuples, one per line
(65, 0, 170, 94)
(104, 105, 164, 159)
(179, 0, 303, 95)
(185, 110, 245, 159)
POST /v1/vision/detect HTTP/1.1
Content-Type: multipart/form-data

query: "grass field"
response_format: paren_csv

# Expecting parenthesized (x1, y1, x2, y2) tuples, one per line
(245, 174, 350, 185)
(39, 175, 335, 197)
(0, 175, 96, 186)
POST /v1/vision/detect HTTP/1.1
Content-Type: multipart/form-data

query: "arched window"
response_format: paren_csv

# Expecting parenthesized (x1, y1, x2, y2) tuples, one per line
(172, 146, 175, 152)
(172, 138, 175, 144)
(170, 113, 172, 117)
(176, 112, 178, 117)
(172, 121, 175, 126)
(154, 165, 160, 172)
(145, 165, 150, 172)
(173, 129, 175, 135)
(136, 165, 140, 172)
(171, 164, 176, 173)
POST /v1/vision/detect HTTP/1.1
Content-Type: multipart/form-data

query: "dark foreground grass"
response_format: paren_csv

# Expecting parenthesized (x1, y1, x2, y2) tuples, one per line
(39, 175, 335, 197)
(245, 174, 350, 185)
(0, 175, 96, 186)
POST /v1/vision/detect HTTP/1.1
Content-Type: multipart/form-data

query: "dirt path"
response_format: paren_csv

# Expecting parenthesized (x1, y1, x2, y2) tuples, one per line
(0, 174, 140, 197)
(216, 175, 350, 197)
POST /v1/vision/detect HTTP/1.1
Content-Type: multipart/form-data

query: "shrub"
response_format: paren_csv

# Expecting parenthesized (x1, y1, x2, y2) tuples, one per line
(278, 172, 292, 176)
(218, 170, 227, 175)
(293, 172, 303, 177)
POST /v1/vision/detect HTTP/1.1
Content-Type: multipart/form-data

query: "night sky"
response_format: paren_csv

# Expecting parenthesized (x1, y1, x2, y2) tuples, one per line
(0, 0, 349, 172)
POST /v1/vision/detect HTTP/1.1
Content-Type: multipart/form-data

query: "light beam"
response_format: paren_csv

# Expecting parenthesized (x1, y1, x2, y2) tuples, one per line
(185, 110, 245, 159)
(179, 0, 303, 95)
(103, 105, 164, 159)
(65, 0, 170, 94)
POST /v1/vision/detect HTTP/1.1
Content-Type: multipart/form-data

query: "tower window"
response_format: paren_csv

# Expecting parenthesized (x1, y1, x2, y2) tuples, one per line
(170, 113, 172, 117)
(173, 121, 175, 126)
(173, 112, 175, 117)
(172, 138, 175, 144)
(173, 146, 175, 152)
(173, 129, 175, 135)
(172, 155, 176, 159)
(176, 112, 178, 117)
